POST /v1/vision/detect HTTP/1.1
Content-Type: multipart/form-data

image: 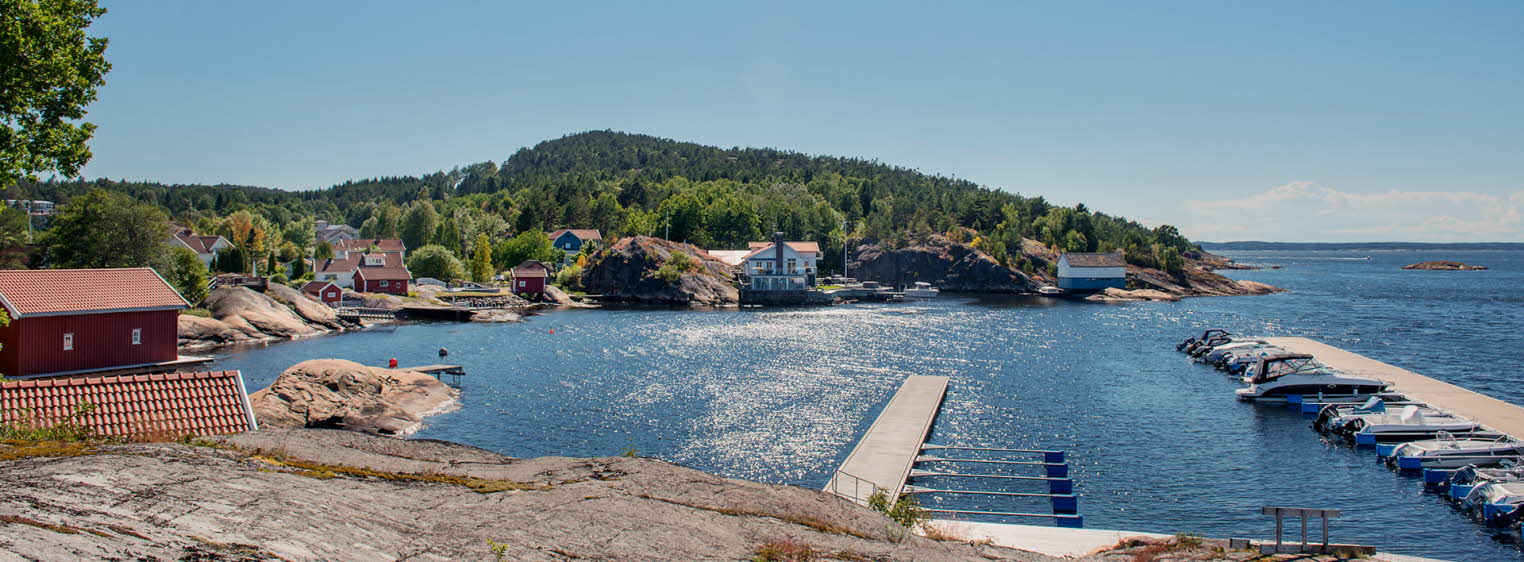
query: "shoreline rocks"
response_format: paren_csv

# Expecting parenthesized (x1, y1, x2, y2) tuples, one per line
(849, 233, 1038, 293)
(580, 236, 739, 305)
(178, 286, 359, 352)
(1402, 260, 1487, 271)
(248, 359, 459, 436)
(0, 429, 1034, 560)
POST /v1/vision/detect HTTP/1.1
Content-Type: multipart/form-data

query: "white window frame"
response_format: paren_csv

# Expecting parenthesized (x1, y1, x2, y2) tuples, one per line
(131, 328, 142, 345)
(379, 280, 389, 288)
(63, 333, 74, 351)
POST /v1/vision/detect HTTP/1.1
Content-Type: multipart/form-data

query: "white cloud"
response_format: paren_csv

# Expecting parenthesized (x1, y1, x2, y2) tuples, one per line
(1174, 182, 1524, 242)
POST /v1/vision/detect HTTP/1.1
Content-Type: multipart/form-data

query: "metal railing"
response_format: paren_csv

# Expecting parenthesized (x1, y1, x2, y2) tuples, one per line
(827, 470, 881, 505)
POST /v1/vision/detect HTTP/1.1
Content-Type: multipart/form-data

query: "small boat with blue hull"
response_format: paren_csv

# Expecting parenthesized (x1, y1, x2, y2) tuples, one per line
(1324, 404, 1484, 445)
(1442, 463, 1524, 500)
(1236, 353, 1390, 403)
(1386, 434, 1524, 470)
(1460, 481, 1524, 527)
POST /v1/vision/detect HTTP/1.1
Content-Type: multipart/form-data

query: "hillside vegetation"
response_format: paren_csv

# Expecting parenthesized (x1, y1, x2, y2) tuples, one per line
(11, 131, 1196, 277)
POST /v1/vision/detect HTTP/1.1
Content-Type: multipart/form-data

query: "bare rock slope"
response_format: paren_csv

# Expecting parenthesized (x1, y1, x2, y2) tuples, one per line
(249, 359, 458, 436)
(581, 236, 739, 304)
(849, 233, 1038, 292)
(0, 429, 1049, 561)
(1403, 260, 1488, 271)
(179, 286, 357, 351)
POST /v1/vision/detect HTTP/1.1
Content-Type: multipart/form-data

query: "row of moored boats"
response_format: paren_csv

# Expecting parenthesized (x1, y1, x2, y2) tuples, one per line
(1177, 329, 1524, 531)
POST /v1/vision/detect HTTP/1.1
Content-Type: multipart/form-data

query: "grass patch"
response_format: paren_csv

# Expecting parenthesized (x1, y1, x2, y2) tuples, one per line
(0, 514, 85, 535)
(752, 537, 875, 562)
(107, 524, 150, 540)
(181, 307, 213, 318)
(0, 439, 97, 462)
(638, 495, 873, 540)
(248, 449, 551, 493)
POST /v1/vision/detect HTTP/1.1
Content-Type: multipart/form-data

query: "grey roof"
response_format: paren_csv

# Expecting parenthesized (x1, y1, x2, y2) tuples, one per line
(1061, 252, 1126, 267)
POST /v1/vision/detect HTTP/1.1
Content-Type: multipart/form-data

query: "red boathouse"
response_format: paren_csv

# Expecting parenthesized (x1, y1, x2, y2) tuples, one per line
(511, 260, 550, 296)
(300, 280, 343, 305)
(0, 268, 189, 378)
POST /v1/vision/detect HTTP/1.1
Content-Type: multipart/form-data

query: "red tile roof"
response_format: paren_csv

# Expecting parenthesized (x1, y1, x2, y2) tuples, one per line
(746, 241, 821, 254)
(0, 371, 256, 438)
(548, 229, 603, 242)
(318, 252, 407, 275)
(334, 238, 406, 253)
(172, 230, 229, 254)
(0, 268, 189, 318)
(512, 260, 550, 278)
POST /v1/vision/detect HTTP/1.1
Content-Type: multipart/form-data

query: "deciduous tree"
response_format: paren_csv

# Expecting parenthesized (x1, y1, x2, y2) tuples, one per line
(0, 0, 111, 188)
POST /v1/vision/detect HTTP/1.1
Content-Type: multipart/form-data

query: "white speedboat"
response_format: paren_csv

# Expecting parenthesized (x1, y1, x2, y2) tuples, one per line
(1388, 434, 1524, 470)
(1337, 405, 1484, 444)
(1235, 354, 1390, 403)
(1038, 286, 1064, 297)
(903, 282, 940, 298)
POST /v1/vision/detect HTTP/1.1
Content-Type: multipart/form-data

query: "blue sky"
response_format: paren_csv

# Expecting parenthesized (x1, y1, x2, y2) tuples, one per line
(79, 1, 1523, 242)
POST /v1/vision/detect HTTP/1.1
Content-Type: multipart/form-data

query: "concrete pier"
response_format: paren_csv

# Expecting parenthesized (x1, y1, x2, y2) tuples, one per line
(1266, 337, 1524, 438)
(824, 375, 949, 503)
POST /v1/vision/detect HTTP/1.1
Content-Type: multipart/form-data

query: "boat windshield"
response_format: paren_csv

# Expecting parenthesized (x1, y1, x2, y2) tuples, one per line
(1254, 356, 1332, 382)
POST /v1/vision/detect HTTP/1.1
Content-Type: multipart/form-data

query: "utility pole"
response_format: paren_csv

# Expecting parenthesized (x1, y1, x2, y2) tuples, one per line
(841, 218, 848, 278)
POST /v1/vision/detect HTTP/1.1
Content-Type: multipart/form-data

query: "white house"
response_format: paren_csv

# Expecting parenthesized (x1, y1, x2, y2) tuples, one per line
(1056, 252, 1127, 292)
(169, 228, 233, 266)
(742, 239, 819, 278)
(314, 250, 404, 289)
(315, 220, 359, 244)
(742, 234, 820, 291)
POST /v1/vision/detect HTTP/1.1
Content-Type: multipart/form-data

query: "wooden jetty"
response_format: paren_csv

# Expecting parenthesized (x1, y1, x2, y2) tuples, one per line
(392, 364, 465, 383)
(824, 375, 949, 503)
(335, 307, 395, 322)
(1266, 337, 1524, 439)
(398, 306, 476, 321)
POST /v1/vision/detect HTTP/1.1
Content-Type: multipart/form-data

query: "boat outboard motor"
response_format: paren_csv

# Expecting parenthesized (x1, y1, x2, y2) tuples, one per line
(1177, 329, 1228, 352)
(1191, 336, 1233, 359)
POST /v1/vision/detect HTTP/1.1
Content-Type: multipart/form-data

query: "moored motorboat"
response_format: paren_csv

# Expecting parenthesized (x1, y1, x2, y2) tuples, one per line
(1334, 405, 1484, 445)
(1176, 329, 1229, 352)
(1387, 434, 1524, 470)
(903, 282, 940, 298)
(1037, 285, 1063, 297)
(1235, 353, 1390, 403)
(1460, 481, 1524, 526)
(1443, 463, 1524, 500)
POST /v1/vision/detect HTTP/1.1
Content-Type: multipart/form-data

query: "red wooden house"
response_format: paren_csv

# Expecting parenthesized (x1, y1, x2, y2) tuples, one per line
(353, 253, 412, 295)
(0, 268, 189, 378)
(511, 260, 551, 295)
(300, 280, 343, 305)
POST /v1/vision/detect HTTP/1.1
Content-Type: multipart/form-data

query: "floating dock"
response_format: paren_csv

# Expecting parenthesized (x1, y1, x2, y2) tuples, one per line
(1265, 337, 1524, 438)
(392, 364, 465, 383)
(824, 375, 949, 503)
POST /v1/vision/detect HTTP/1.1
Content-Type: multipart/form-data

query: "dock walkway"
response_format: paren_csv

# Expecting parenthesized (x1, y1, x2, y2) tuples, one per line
(1266, 337, 1524, 438)
(392, 364, 465, 379)
(824, 375, 949, 503)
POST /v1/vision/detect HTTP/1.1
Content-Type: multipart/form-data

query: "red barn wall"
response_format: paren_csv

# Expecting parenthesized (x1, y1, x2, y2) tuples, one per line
(4, 310, 179, 377)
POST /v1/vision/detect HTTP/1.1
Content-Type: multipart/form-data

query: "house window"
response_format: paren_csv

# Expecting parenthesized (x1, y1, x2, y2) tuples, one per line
(131, 328, 142, 345)
(63, 333, 73, 351)
(518, 280, 527, 288)
(379, 280, 389, 287)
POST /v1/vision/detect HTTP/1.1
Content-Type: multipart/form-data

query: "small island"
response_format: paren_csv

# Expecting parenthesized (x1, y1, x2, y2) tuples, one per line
(1402, 260, 1488, 271)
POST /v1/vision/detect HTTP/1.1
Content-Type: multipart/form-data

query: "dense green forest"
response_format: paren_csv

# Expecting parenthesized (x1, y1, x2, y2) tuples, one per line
(7, 131, 1197, 284)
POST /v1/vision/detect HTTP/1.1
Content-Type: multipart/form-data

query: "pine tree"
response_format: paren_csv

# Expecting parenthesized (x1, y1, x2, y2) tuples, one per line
(472, 233, 493, 282)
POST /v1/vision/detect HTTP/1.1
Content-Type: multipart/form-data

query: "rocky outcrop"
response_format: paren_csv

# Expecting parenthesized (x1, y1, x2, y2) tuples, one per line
(581, 236, 739, 304)
(849, 234, 1038, 292)
(264, 283, 347, 330)
(1086, 287, 1181, 302)
(1125, 264, 1283, 297)
(249, 359, 458, 436)
(1403, 260, 1488, 271)
(0, 429, 1039, 561)
(178, 286, 359, 351)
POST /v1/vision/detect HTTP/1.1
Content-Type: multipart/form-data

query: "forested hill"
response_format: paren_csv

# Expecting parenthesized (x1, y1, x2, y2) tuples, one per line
(12, 131, 1196, 273)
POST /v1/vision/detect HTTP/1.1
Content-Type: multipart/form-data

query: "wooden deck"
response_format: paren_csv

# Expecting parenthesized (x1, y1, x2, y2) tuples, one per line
(393, 364, 465, 377)
(824, 375, 950, 504)
(1266, 337, 1524, 438)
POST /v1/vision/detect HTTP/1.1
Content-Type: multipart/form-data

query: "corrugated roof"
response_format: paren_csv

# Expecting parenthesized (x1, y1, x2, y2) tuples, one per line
(0, 268, 189, 318)
(548, 229, 603, 242)
(1061, 252, 1127, 267)
(0, 371, 256, 438)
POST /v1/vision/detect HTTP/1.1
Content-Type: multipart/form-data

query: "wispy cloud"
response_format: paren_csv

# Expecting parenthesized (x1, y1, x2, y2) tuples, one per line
(1174, 182, 1524, 242)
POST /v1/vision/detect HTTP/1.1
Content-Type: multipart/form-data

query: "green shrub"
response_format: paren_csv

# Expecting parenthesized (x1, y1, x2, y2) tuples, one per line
(653, 251, 699, 284)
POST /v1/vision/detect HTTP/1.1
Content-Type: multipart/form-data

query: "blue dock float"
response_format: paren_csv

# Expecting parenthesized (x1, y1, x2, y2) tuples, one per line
(1376, 443, 1401, 458)
(1451, 484, 1475, 500)
(1423, 468, 1453, 485)
(1354, 433, 1378, 446)
(920, 508, 1083, 528)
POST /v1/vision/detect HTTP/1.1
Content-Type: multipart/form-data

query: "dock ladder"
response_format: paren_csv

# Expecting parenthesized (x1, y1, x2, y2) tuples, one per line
(906, 444, 1082, 528)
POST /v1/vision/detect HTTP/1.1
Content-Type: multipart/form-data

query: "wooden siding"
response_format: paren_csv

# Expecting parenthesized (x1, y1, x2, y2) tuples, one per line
(513, 276, 546, 294)
(0, 310, 179, 377)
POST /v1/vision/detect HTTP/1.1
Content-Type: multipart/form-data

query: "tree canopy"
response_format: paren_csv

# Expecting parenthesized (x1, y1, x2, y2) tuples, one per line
(0, 0, 111, 188)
